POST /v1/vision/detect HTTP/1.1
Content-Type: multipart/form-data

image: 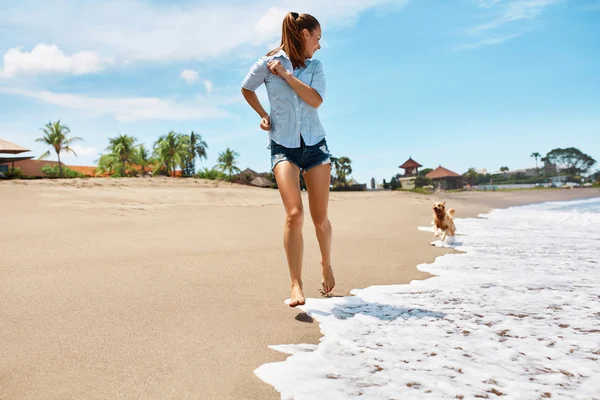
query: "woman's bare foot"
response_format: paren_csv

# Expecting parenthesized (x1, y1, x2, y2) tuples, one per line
(321, 263, 335, 294)
(289, 282, 305, 307)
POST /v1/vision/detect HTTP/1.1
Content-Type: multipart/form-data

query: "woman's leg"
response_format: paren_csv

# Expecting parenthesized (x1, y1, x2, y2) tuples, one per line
(303, 163, 335, 294)
(273, 161, 305, 307)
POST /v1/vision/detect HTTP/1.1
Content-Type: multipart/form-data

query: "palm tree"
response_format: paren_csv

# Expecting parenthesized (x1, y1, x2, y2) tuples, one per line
(154, 131, 186, 177)
(190, 131, 208, 165)
(36, 120, 83, 178)
(180, 131, 209, 177)
(135, 144, 153, 177)
(530, 152, 541, 175)
(540, 156, 549, 176)
(216, 148, 241, 179)
(95, 153, 119, 176)
(500, 166, 509, 177)
(331, 156, 352, 185)
(106, 134, 137, 177)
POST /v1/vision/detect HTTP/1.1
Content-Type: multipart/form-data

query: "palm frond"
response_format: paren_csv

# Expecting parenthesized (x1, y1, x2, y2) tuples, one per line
(63, 146, 78, 157)
(64, 136, 83, 145)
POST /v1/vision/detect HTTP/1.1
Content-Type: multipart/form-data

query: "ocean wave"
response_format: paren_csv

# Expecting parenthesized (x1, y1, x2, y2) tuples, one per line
(255, 198, 600, 399)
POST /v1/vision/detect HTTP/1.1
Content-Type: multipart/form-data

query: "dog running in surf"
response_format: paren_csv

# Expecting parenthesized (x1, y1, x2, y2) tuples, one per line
(432, 201, 456, 241)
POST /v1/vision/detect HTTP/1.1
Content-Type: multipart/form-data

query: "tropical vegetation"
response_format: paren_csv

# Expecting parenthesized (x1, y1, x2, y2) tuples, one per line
(41, 164, 85, 178)
(215, 148, 241, 179)
(36, 120, 83, 178)
(331, 156, 353, 187)
(11, 121, 600, 190)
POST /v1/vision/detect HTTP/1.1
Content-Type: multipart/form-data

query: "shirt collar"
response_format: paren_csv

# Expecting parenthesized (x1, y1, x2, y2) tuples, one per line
(272, 48, 311, 69)
(272, 48, 289, 59)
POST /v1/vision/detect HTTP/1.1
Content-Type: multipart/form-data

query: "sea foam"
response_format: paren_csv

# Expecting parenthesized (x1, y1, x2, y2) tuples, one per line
(256, 198, 600, 399)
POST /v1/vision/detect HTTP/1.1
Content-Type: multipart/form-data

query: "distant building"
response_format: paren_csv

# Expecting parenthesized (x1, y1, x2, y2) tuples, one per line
(250, 176, 273, 188)
(345, 178, 367, 191)
(399, 157, 422, 176)
(0, 138, 34, 174)
(505, 168, 537, 177)
(398, 157, 423, 189)
(232, 167, 274, 188)
(499, 163, 558, 177)
(550, 176, 567, 186)
(0, 158, 105, 177)
(426, 165, 463, 190)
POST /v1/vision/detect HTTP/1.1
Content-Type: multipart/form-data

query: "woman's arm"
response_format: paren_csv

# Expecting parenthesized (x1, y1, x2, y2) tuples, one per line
(241, 57, 271, 131)
(280, 72, 323, 108)
(241, 88, 271, 131)
(267, 60, 325, 109)
(241, 88, 268, 118)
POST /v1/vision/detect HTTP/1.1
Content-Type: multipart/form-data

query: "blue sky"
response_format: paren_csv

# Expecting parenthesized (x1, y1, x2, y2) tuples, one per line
(1, 0, 598, 183)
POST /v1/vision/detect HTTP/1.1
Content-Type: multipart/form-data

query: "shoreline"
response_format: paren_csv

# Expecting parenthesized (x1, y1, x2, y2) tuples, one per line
(0, 179, 598, 399)
(254, 195, 600, 398)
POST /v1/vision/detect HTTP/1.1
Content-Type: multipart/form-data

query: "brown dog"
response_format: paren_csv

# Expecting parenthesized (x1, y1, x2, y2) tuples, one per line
(432, 201, 456, 241)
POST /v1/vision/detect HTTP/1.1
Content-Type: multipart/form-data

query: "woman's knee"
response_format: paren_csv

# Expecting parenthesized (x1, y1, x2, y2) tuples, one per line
(312, 214, 330, 232)
(286, 207, 304, 230)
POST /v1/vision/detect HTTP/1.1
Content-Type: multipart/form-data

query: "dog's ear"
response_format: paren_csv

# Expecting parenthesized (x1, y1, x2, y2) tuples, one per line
(442, 201, 446, 206)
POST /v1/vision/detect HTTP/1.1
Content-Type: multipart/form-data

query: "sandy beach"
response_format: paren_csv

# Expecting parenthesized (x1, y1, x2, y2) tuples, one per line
(1, 178, 598, 399)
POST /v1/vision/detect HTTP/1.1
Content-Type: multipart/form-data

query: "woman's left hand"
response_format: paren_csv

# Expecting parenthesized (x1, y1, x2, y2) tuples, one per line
(267, 60, 286, 76)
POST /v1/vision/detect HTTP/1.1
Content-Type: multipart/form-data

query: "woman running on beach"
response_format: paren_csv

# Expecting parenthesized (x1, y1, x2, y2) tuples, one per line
(241, 12, 334, 307)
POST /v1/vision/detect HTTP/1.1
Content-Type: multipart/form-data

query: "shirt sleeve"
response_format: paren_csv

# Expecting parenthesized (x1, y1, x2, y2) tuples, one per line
(310, 60, 326, 100)
(241, 57, 268, 92)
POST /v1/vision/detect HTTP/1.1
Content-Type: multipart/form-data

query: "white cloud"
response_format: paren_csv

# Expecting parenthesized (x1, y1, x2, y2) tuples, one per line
(0, 87, 230, 122)
(180, 69, 199, 84)
(473, 0, 561, 32)
(0, 43, 110, 78)
(203, 80, 213, 95)
(453, 33, 523, 50)
(0, 0, 409, 64)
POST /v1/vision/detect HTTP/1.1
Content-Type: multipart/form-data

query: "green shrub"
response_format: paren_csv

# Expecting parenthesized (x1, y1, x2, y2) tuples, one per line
(4, 167, 25, 179)
(414, 176, 433, 188)
(41, 164, 85, 178)
(195, 167, 226, 180)
(390, 177, 402, 190)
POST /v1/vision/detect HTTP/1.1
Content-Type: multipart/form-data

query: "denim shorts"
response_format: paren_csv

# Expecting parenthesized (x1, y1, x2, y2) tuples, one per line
(270, 137, 331, 173)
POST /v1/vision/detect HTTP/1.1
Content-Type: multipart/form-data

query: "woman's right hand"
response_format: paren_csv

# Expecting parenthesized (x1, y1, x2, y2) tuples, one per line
(260, 115, 271, 131)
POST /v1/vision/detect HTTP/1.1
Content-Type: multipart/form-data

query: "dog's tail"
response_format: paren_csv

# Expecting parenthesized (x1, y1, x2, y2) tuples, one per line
(448, 208, 456, 218)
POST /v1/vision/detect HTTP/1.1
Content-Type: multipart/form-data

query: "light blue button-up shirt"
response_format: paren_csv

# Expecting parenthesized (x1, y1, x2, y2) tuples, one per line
(241, 49, 326, 148)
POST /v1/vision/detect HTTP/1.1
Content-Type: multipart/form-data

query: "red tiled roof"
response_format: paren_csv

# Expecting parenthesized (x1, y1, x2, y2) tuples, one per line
(426, 165, 461, 179)
(399, 157, 422, 169)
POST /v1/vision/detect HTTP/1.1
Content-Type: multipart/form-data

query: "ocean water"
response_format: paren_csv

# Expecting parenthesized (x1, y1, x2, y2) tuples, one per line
(255, 197, 600, 400)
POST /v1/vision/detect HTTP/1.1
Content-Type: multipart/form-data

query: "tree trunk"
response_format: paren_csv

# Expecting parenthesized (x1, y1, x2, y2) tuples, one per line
(57, 152, 63, 178)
